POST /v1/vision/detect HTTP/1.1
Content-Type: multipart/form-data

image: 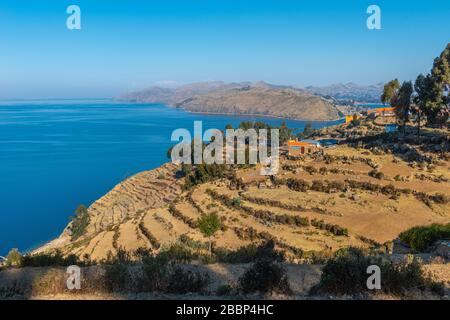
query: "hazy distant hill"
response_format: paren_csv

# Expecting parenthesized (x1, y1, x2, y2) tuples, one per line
(177, 85, 340, 121)
(305, 82, 383, 103)
(118, 81, 246, 105)
(118, 81, 341, 121)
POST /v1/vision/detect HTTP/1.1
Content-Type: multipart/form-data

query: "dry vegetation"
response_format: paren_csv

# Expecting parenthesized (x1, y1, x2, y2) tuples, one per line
(32, 121, 450, 263)
(3, 119, 449, 299)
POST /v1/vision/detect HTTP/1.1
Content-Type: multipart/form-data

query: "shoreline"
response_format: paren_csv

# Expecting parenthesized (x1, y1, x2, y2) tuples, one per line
(182, 110, 344, 123)
(2, 101, 344, 256)
(115, 99, 344, 122)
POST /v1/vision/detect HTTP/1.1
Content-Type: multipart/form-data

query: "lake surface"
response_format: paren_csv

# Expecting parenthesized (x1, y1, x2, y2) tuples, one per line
(0, 100, 343, 255)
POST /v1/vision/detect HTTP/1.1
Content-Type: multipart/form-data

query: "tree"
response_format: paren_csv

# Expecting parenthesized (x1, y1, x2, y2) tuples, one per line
(391, 81, 413, 133)
(432, 43, 450, 91)
(5, 248, 22, 267)
(70, 204, 90, 240)
(413, 74, 429, 136)
(414, 74, 442, 135)
(197, 212, 221, 253)
(381, 79, 400, 105)
(297, 122, 315, 139)
(279, 121, 293, 144)
(430, 43, 450, 126)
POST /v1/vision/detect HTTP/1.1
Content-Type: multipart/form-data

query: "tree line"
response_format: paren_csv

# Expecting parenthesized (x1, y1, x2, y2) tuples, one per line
(381, 43, 450, 135)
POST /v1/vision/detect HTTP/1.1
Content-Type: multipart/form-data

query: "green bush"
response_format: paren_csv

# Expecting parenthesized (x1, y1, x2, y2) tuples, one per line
(70, 204, 90, 240)
(215, 240, 284, 263)
(197, 212, 222, 252)
(311, 219, 348, 236)
(159, 243, 194, 264)
(310, 247, 444, 296)
(103, 263, 130, 292)
(183, 163, 228, 190)
(286, 178, 310, 192)
(165, 267, 210, 294)
(141, 254, 171, 292)
(157, 173, 165, 180)
(304, 166, 318, 175)
(216, 284, 235, 296)
(0, 286, 21, 299)
(237, 240, 291, 295)
(5, 248, 22, 267)
(399, 223, 450, 251)
(21, 251, 82, 267)
(238, 259, 291, 295)
(368, 170, 385, 180)
(102, 248, 132, 292)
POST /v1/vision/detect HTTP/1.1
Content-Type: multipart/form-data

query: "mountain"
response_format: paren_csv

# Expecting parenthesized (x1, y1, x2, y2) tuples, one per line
(117, 81, 245, 105)
(176, 86, 340, 121)
(118, 81, 341, 121)
(304, 82, 383, 103)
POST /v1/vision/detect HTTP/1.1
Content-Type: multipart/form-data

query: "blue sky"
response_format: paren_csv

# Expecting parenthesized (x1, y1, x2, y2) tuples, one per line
(1, 0, 449, 99)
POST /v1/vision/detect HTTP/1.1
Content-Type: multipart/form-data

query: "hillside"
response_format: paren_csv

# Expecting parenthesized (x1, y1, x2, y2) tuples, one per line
(2, 119, 447, 300)
(118, 81, 245, 105)
(36, 121, 450, 262)
(118, 81, 341, 121)
(305, 82, 383, 103)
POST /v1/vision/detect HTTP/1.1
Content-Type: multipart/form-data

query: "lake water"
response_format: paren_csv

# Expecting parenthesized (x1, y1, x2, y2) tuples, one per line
(0, 100, 343, 255)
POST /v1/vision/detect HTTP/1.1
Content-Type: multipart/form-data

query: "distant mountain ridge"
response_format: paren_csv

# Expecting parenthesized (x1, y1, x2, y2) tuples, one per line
(304, 82, 383, 103)
(117, 81, 341, 121)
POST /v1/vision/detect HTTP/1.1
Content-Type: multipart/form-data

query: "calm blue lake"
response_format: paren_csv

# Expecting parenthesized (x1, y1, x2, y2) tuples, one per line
(0, 100, 343, 255)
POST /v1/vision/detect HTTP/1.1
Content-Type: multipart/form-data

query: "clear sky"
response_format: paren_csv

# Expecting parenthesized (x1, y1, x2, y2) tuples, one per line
(1, 0, 449, 99)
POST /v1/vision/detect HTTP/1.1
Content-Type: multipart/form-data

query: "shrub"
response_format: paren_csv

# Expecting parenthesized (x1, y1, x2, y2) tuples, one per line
(311, 219, 348, 236)
(238, 259, 291, 295)
(157, 173, 165, 179)
(237, 240, 291, 295)
(103, 263, 130, 292)
(138, 221, 161, 249)
(183, 163, 228, 190)
(304, 166, 318, 175)
(102, 248, 132, 292)
(5, 248, 22, 267)
(197, 212, 222, 253)
(0, 286, 18, 299)
(310, 247, 444, 296)
(160, 242, 193, 264)
(368, 170, 385, 180)
(31, 269, 70, 296)
(216, 284, 235, 296)
(231, 197, 241, 207)
(168, 204, 197, 229)
(141, 254, 171, 292)
(165, 267, 210, 294)
(216, 240, 284, 263)
(319, 167, 328, 175)
(399, 223, 450, 251)
(382, 184, 401, 200)
(286, 178, 310, 192)
(178, 234, 209, 251)
(21, 251, 82, 267)
(69, 204, 90, 240)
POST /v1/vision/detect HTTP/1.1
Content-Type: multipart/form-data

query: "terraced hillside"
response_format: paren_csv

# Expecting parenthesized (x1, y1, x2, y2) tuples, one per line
(36, 125, 450, 262)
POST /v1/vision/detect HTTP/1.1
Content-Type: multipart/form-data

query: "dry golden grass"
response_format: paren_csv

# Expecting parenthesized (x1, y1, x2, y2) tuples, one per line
(34, 141, 450, 262)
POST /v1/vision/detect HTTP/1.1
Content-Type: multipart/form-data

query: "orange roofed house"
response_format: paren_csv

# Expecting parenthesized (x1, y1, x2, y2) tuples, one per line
(368, 107, 395, 117)
(287, 140, 321, 156)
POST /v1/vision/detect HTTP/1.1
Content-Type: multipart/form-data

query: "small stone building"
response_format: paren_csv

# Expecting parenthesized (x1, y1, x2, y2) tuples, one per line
(287, 140, 321, 156)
